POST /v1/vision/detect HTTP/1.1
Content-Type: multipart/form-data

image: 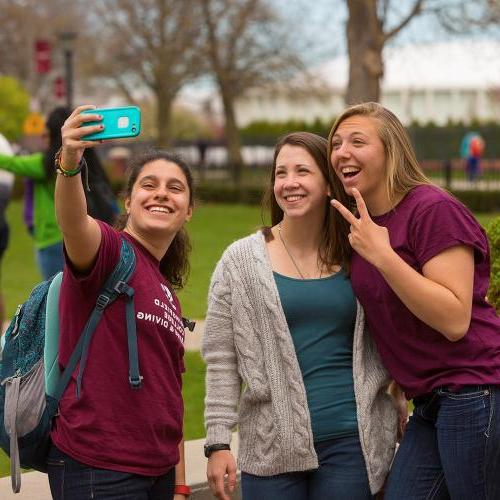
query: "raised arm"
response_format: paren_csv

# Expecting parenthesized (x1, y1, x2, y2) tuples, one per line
(56, 105, 104, 272)
(0, 153, 46, 179)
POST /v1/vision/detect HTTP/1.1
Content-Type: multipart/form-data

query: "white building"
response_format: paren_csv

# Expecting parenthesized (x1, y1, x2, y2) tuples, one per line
(234, 39, 500, 126)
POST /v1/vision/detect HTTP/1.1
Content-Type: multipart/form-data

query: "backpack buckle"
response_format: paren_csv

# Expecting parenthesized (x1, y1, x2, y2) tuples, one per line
(129, 375, 143, 389)
(115, 281, 134, 297)
(96, 294, 110, 310)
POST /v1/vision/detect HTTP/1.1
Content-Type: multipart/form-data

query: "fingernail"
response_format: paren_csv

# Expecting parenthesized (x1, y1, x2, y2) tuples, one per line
(331, 199, 337, 205)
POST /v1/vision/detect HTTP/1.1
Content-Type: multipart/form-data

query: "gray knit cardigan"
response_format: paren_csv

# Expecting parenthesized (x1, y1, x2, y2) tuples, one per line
(202, 232, 398, 494)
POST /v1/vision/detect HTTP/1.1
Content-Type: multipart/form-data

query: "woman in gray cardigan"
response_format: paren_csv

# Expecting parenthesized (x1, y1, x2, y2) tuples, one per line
(202, 132, 403, 500)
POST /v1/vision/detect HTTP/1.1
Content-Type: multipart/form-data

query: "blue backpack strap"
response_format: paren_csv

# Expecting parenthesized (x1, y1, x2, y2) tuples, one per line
(116, 280, 142, 388)
(53, 238, 137, 402)
(44, 272, 63, 398)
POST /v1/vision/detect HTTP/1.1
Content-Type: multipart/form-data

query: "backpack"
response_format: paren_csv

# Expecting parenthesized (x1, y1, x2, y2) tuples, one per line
(0, 238, 139, 493)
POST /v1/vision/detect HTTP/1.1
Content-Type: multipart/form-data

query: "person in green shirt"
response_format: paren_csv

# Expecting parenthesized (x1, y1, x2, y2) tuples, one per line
(0, 107, 118, 280)
(0, 108, 66, 279)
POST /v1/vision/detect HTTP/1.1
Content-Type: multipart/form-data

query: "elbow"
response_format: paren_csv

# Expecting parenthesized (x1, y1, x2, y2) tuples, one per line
(442, 317, 471, 343)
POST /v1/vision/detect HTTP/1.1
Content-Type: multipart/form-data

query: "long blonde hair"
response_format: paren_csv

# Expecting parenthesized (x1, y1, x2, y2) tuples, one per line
(327, 102, 431, 205)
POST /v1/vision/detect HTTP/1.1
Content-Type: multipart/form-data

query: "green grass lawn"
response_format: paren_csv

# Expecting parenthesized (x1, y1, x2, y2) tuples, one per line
(2, 200, 262, 320)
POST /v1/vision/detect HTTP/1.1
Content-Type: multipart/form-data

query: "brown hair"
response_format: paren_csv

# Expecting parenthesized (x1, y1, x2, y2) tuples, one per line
(328, 102, 431, 205)
(262, 131, 352, 271)
(115, 149, 194, 289)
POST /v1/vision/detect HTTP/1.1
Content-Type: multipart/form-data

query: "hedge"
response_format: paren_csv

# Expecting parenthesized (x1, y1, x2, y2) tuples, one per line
(195, 184, 263, 205)
(488, 217, 500, 313)
(451, 191, 500, 212)
(192, 184, 500, 212)
(240, 119, 500, 160)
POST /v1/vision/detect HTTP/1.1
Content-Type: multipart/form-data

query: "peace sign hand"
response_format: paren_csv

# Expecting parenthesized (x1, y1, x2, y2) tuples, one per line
(331, 188, 393, 269)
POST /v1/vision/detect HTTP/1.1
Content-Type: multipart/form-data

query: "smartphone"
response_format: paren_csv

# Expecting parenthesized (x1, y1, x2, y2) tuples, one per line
(81, 106, 141, 141)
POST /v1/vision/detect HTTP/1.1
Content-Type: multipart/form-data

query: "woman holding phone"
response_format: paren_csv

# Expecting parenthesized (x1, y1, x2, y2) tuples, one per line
(47, 105, 192, 500)
(329, 102, 500, 499)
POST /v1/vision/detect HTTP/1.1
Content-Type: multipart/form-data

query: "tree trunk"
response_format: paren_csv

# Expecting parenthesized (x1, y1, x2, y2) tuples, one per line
(345, 0, 384, 104)
(220, 85, 244, 185)
(156, 89, 173, 148)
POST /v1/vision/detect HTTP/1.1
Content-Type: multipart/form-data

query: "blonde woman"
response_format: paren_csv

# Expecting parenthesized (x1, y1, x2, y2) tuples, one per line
(329, 102, 500, 500)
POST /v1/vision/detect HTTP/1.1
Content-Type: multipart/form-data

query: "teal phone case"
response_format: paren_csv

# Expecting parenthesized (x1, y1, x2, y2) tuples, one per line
(81, 106, 141, 140)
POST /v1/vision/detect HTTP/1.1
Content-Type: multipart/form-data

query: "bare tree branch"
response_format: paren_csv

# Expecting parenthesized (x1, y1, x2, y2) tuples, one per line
(383, 0, 425, 41)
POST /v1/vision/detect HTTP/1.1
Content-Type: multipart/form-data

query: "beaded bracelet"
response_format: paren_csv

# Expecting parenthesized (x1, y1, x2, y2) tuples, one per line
(55, 163, 82, 177)
(54, 147, 90, 190)
(54, 147, 83, 177)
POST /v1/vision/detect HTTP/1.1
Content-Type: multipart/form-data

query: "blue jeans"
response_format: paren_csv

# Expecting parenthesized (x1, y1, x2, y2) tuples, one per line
(47, 445, 175, 500)
(385, 385, 500, 500)
(241, 434, 373, 499)
(36, 241, 64, 280)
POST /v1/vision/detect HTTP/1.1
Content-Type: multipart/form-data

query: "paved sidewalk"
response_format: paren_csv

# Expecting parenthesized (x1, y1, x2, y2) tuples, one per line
(0, 434, 240, 499)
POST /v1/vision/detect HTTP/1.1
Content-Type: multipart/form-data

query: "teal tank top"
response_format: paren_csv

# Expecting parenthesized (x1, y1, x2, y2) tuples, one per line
(274, 270, 358, 442)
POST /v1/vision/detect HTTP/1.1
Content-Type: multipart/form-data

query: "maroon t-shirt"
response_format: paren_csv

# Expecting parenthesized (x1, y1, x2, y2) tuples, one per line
(351, 185, 500, 399)
(51, 222, 185, 475)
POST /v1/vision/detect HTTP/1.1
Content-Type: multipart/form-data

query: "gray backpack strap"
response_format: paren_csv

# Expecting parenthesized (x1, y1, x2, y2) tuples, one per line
(3, 376, 21, 493)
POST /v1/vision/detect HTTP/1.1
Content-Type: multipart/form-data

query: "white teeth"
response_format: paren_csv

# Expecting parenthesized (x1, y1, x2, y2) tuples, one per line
(341, 167, 360, 175)
(285, 195, 304, 201)
(149, 206, 171, 213)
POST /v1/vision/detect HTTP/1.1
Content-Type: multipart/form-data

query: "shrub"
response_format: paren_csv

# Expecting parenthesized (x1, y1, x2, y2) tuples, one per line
(487, 217, 500, 312)
(195, 184, 263, 205)
(451, 191, 500, 212)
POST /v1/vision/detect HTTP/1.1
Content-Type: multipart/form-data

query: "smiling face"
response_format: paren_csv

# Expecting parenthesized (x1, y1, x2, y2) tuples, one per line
(330, 115, 389, 211)
(125, 159, 192, 241)
(273, 144, 331, 220)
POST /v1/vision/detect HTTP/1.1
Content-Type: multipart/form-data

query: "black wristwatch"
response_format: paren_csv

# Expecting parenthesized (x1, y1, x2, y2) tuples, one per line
(204, 443, 230, 458)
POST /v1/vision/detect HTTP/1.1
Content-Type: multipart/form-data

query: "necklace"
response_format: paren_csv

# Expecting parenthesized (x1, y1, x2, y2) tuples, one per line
(277, 223, 322, 279)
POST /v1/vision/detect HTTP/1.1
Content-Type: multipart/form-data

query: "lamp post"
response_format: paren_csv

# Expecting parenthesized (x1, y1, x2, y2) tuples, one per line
(58, 31, 77, 110)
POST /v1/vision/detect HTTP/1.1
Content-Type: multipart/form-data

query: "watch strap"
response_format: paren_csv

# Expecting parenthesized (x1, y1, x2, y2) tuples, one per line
(204, 443, 230, 458)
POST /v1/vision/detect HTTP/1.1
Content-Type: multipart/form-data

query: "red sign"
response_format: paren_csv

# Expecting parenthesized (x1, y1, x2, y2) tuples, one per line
(54, 76, 66, 99)
(35, 39, 51, 74)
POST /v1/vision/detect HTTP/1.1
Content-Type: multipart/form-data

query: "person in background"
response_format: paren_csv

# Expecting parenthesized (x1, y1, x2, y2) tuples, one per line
(48, 105, 193, 499)
(329, 102, 500, 500)
(0, 133, 15, 327)
(461, 131, 485, 183)
(107, 145, 132, 178)
(203, 131, 401, 500)
(0, 107, 118, 280)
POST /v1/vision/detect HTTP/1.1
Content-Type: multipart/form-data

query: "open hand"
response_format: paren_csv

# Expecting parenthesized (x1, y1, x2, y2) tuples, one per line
(207, 450, 237, 500)
(331, 188, 393, 268)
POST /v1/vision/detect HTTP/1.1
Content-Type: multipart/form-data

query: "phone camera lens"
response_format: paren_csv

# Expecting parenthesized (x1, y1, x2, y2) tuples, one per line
(132, 126, 137, 132)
